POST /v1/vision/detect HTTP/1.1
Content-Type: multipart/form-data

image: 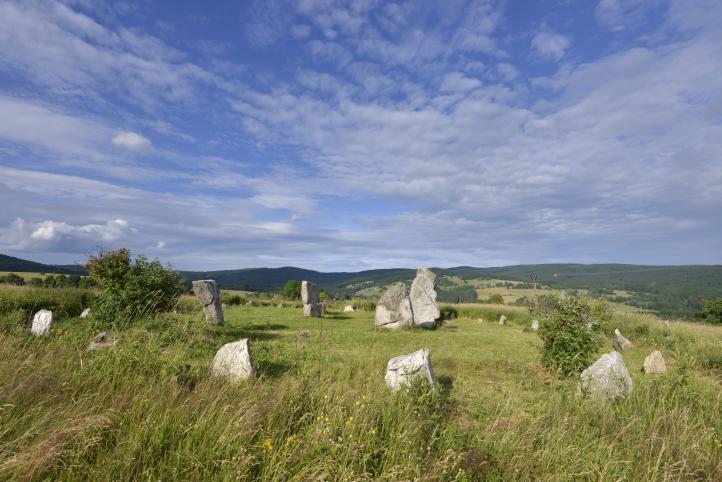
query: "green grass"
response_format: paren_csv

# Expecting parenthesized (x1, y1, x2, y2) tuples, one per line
(0, 295, 720, 480)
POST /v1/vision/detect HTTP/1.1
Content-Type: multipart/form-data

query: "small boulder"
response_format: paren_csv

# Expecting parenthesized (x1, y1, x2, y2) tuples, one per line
(344, 305, 354, 313)
(612, 328, 632, 352)
(385, 348, 436, 391)
(643, 350, 667, 375)
(498, 315, 508, 325)
(31, 310, 53, 336)
(88, 331, 118, 351)
(80, 308, 90, 319)
(531, 319, 539, 331)
(375, 283, 414, 329)
(409, 267, 440, 329)
(192, 279, 224, 325)
(211, 339, 257, 382)
(577, 351, 633, 401)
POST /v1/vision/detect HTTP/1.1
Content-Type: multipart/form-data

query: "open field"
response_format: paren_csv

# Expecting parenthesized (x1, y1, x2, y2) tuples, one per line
(0, 292, 720, 481)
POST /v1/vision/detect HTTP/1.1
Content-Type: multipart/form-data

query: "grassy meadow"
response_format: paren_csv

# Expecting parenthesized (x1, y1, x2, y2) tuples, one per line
(0, 287, 720, 481)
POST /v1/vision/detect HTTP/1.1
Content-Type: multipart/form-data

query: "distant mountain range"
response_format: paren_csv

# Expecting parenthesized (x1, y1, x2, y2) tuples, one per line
(2, 253, 721, 317)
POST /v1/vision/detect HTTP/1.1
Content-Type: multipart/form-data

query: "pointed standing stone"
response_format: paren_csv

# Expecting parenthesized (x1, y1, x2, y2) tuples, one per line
(531, 319, 539, 331)
(192, 279, 224, 325)
(211, 339, 257, 382)
(499, 315, 508, 325)
(643, 350, 667, 375)
(31, 310, 53, 336)
(409, 267, 440, 329)
(577, 351, 633, 401)
(612, 328, 632, 352)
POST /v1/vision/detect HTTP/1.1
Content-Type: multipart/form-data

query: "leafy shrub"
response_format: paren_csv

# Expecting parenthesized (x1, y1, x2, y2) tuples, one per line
(86, 248, 185, 326)
(0, 273, 25, 286)
(351, 300, 376, 311)
(487, 294, 504, 305)
(439, 305, 458, 320)
(221, 293, 244, 306)
(696, 298, 722, 324)
(281, 280, 302, 300)
(537, 296, 609, 377)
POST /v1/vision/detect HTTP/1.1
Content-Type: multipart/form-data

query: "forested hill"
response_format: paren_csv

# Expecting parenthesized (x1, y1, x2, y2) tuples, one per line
(3, 253, 721, 317)
(0, 254, 87, 275)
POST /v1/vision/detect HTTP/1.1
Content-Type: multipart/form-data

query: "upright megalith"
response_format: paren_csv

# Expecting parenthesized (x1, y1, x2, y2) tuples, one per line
(612, 328, 632, 352)
(192, 279, 224, 325)
(301, 281, 322, 317)
(211, 338, 257, 382)
(498, 315, 508, 325)
(31, 309, 53, 336)
(385, 348, 436, 391)
(577, 351, 633, 401)
(80, 308, 91, 319)
(643, 350, 667, 375)
(375, 283, 414, 329)
(409, 266, 440, 329)
(531, 319, 540, 331)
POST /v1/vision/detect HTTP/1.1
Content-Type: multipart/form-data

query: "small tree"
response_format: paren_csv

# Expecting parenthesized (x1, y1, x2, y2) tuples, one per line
(487, 294, 504, 304)
(697, 298, 722, 324)
(537, 295, 609, 377)
(281, 280, 302, 300)
(86, 248, 184, 326)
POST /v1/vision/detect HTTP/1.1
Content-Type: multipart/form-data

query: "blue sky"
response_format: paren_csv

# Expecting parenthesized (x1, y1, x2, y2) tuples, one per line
(1, 0, 721, 271)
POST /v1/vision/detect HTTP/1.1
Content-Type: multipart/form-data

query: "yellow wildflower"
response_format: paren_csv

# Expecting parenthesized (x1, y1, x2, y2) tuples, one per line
(263, 438, 273, 451)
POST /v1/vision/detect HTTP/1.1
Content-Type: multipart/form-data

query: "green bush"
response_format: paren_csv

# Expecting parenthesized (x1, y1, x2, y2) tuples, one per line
(351, 300, 376, 311)
(0, 273, 25, 286)
(696, 298, 722, 324)
(487, 294, 504, 304)
(537, 296, 609, 377)
(281, 280, 302, 300)
(221, 293, 244, 306)
(439, 305, 458, 320)
(86, 248, 185, 327)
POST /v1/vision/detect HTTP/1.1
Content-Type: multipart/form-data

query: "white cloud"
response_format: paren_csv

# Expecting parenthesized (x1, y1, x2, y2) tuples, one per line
(531, 31, 570, 61)
(112, 131, 152, 153)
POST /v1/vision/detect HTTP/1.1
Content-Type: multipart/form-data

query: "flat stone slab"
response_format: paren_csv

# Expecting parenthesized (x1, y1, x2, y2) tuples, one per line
(31, 309, 53, 336)
(385, 348, 436, 390)
(211, 338, 257, 382)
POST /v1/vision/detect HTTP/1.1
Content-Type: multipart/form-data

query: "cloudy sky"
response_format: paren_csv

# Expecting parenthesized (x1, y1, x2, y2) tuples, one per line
(1, 0, 721, 271)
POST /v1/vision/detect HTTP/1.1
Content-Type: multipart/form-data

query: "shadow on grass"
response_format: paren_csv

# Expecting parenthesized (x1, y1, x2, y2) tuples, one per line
(258, 360, 295, 378)
(437, 375, 454, 396)
(206, 325, 286, 342)
(323, 313, 352, 320)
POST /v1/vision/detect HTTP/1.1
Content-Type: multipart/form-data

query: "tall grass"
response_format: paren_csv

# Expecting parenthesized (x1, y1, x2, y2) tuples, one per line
(0, 285, 95, 323)
(0, 304, 719, 480)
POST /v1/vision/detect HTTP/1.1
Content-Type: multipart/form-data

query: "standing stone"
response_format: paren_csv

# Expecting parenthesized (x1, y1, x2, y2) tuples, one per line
(409, 267, 440, 329)
(375, 283, 414, 329)
(301, 281, 322, 318)
(531, 319, 539, 331)
(499, 315, 508, 325)
(385, 348, 436, 391)
(577, 351, 633, 401)
(192, 280, 225, 325)
(211, 339, 257, 382)
(612, 328, 632, 352)
(344, 305, 354, 312)
(31, 310, 53, 336)
(643, 350, 667, 375)
(80, 308, 90, 318)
